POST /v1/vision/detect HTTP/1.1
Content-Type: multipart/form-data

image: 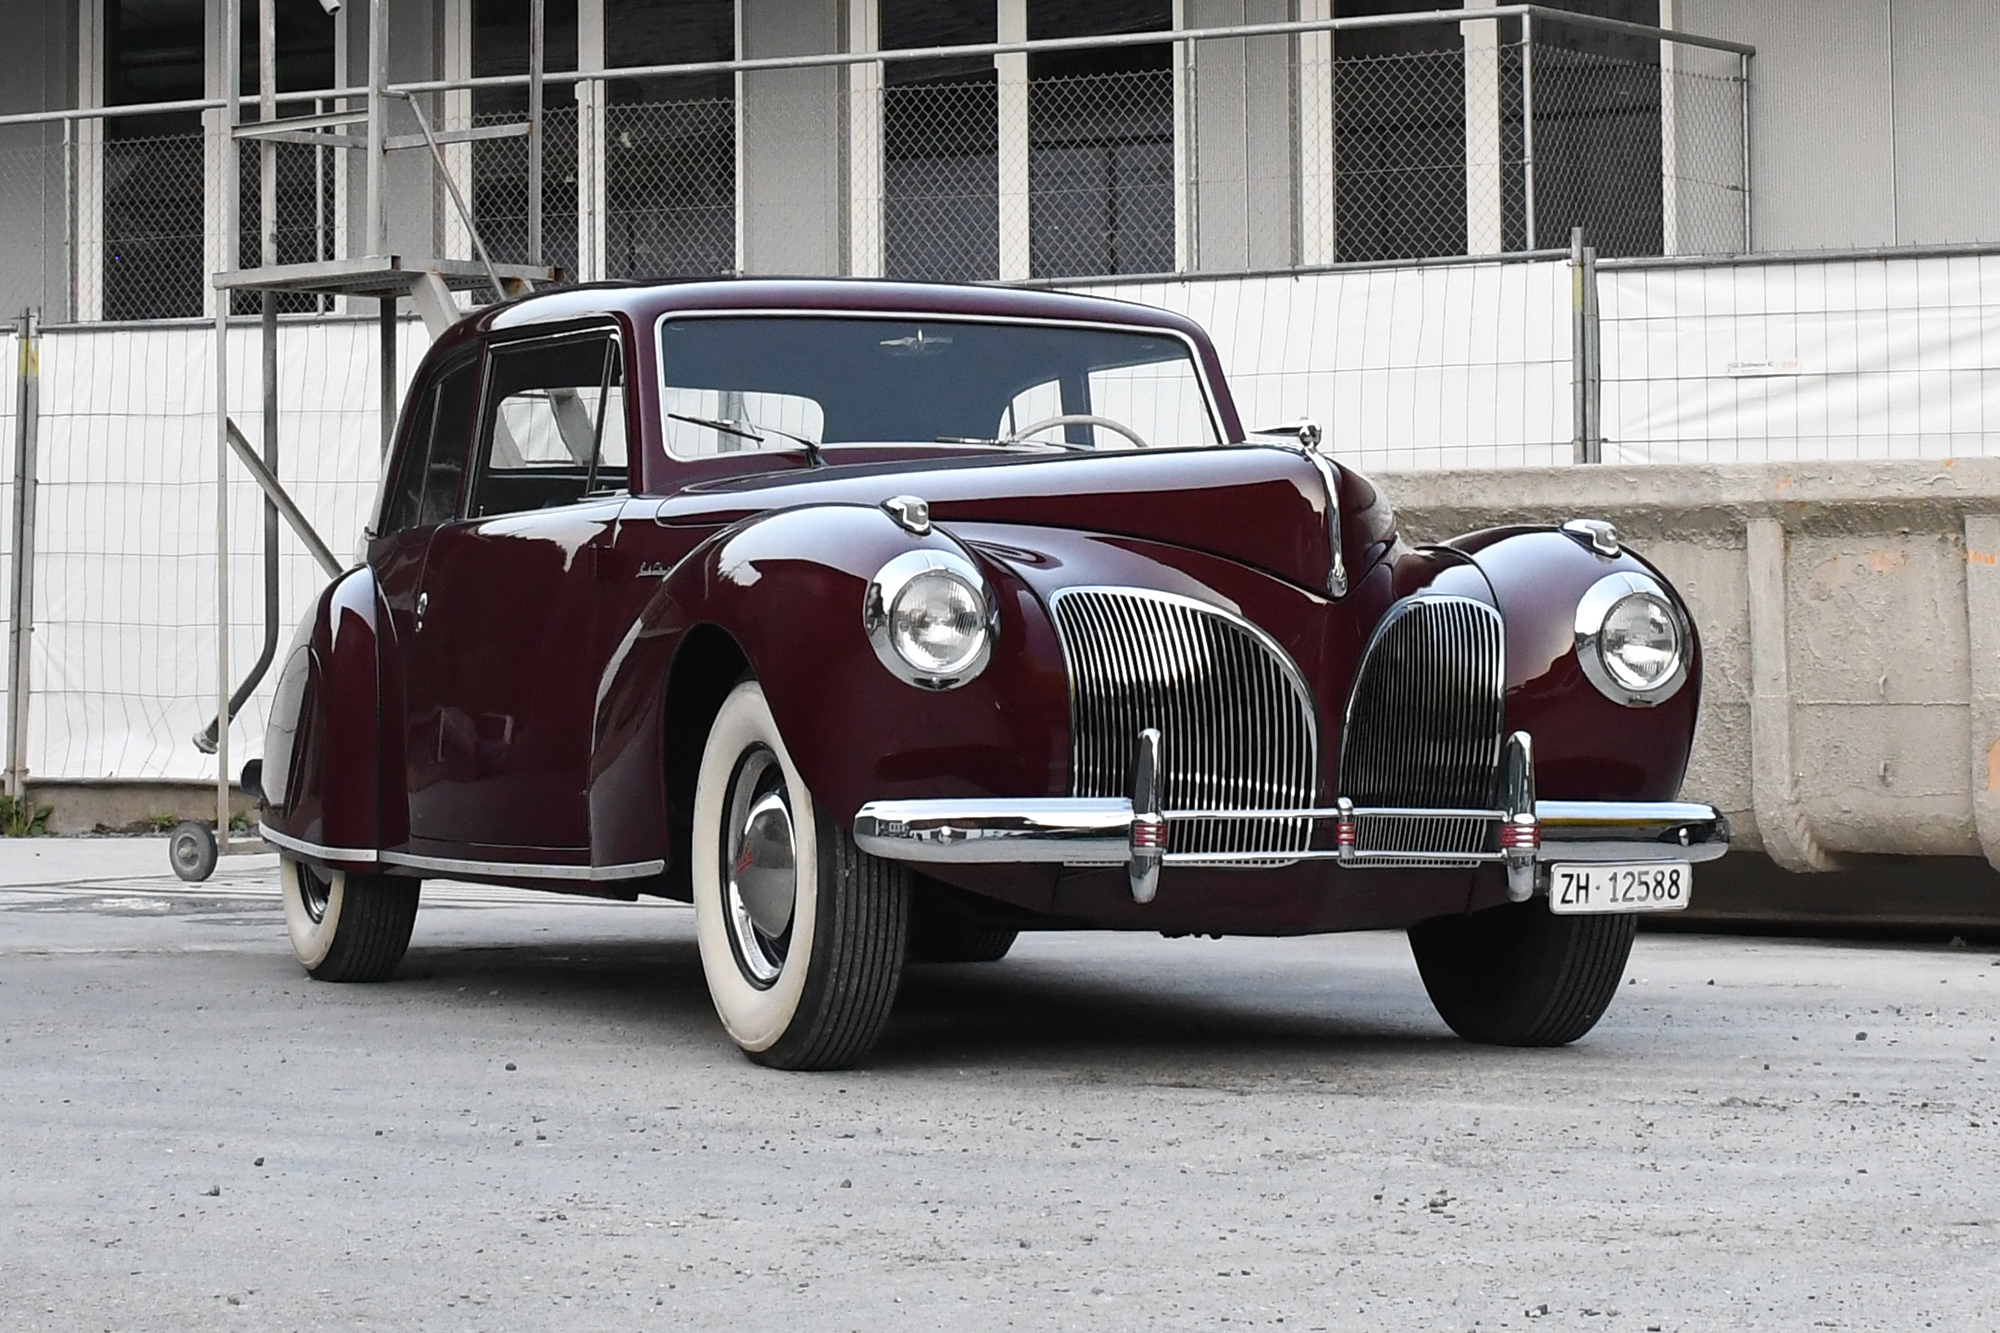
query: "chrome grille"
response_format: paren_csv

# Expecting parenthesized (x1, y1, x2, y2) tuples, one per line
(1051, 588, 1318, 864)
(1338, 595, 1506, 860)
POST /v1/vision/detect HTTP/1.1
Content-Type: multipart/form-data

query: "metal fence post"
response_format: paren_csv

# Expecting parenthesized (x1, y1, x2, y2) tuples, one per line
(6, 309, 40, 801)
(1739, 49, 1752, 253)
(1570, 227, 1601, 463)
(1520, 10, 1536, 251)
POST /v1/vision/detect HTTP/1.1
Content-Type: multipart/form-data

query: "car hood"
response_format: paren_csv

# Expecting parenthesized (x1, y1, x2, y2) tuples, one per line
(651, 446, 1339, 593)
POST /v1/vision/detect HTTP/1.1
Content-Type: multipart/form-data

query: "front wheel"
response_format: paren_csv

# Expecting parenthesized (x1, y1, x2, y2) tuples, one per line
(281, 858, 420, 982)
(1408, 899, 1636, 1046)
(691, 681, 910, 1070)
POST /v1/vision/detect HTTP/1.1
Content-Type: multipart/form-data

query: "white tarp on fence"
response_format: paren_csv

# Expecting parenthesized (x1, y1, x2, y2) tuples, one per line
(25, 319, 416, 782)
(1600, 252, 2000, 462)
(10, 248, 2000, 784)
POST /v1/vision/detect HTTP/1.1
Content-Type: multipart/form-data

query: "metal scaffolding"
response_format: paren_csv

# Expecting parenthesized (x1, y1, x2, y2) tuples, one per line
(190, 0, 556, 874)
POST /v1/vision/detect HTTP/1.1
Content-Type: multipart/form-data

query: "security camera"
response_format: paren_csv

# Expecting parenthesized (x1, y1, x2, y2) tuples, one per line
(316, 0, 341, 14)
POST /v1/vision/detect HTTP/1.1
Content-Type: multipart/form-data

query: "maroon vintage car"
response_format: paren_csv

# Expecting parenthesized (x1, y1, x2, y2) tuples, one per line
(257, 278, 1727, 1069)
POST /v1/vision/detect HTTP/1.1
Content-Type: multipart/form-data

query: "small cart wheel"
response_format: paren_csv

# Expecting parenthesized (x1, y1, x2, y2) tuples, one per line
(168, 821, 219, 882)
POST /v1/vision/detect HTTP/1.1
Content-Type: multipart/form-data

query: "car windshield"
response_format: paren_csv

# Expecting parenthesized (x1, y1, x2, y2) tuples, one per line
(656, 315, 1221, 458)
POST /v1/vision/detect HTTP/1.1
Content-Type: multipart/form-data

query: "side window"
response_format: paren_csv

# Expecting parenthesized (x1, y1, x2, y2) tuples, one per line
(472, 334, 627, 519)
(419, 363, 479, 526)
(379, 358, 478, 534)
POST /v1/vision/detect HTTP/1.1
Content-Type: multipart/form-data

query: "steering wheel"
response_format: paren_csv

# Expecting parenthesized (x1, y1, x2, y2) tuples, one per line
(1007, 413, 1152, 452)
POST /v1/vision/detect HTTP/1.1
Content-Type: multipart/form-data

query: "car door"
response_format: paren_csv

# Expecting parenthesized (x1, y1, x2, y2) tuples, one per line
(401, 326, 631, 857)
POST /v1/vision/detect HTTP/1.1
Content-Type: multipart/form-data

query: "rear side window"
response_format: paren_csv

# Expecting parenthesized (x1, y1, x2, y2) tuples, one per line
(380, 357, 478, 534)
(472, 333, 628, 519)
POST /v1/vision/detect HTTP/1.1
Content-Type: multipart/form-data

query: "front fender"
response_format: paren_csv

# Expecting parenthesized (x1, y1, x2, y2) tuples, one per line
(1447, 526, 1701, 802)
(259, 566, 399, 865)
(588, 504, 1069, 870)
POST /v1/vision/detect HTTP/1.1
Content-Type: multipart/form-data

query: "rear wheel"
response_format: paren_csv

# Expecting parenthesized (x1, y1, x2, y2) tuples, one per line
(691, 681, 910, 1070)
(280, 858, 420, 982)
(1408, 899, 1636, 1046)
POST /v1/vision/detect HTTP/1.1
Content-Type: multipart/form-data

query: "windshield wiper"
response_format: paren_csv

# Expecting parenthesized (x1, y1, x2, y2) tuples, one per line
(668, 411, 825, 467)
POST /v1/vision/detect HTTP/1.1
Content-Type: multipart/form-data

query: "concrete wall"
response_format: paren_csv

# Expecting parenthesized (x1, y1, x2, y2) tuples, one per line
(1383, 457, 2000, 877)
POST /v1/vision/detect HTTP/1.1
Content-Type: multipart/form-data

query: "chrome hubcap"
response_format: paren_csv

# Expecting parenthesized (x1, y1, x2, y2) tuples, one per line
(297, 864, 333, 924)
(722, 748, 796, 988)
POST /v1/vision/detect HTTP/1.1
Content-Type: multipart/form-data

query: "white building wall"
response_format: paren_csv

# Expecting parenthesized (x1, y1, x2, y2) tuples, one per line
(1680, 0, 2000, 251)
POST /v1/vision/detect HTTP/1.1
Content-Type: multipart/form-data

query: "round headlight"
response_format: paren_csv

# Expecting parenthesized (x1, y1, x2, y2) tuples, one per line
(1600, 592, 1680, 692)
(890, 570, 986, 676)
(1574, 571, 1689, 706)
(864, 549, 995, 689)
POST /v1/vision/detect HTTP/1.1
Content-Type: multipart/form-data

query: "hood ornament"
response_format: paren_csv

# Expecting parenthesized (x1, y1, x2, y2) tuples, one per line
(1251, 418, 1323, 452)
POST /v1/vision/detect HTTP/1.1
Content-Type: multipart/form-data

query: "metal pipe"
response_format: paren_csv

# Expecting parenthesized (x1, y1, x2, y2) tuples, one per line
(366, 0, 386, 255)
(222, 419, 344, 577)
(1521, 11, 1536, 251)
(527, 0, 545, 268)
(1739, 49, 1753, 253)
(380, 296, 397, 459)
(6, 310, 40, 802)
(214, 0, 241, 848)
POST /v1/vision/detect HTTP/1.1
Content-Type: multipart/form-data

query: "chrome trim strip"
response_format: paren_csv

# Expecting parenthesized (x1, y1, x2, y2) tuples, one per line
(381, 851, 667, 881)
(262, 824, 666, 882)
(261, 824, 379, 865)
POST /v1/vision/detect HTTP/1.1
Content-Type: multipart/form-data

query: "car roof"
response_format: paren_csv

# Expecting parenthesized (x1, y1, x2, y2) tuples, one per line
(464, 276, 1212, 343)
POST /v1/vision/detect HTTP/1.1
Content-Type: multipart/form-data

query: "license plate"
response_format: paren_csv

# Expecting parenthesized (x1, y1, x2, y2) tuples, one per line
(1547, 862, 1692, 914)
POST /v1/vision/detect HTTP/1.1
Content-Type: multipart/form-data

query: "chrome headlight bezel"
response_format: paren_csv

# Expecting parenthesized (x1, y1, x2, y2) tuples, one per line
(863, 548, 997, 690)
(1574, 571, 1690, 707)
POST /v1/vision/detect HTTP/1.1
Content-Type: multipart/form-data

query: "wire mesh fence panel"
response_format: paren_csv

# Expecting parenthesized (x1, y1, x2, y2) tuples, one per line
(1067, 260, 1572, 471)
(1600, 253, 2000, 463)
(1030, 68, 1175, 280)
(236, 134, 342, 314)
(604, 97, 737, 279)
(883, 77, 999, 283)
(26, 318, 416, 781)
(470, 104, 582, 275)
(98, 130, 211, 323)
(1660, 42, 1749, 257)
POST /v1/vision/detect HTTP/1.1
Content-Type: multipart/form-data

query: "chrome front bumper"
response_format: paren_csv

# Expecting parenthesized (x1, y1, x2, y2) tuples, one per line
(851, 797, 1730, 866)
(852, 731, 1729, 905)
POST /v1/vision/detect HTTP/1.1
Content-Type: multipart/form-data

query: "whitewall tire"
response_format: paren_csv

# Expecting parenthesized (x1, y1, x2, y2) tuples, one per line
(691, 680, 909, 1070)
(281, 857, 420, 983)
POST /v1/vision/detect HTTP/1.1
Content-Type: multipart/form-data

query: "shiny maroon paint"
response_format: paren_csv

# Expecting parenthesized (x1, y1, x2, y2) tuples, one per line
(262, 278, 1703, 933)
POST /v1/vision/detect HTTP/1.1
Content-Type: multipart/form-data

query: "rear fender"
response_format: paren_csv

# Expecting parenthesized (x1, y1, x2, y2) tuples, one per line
(588, 504, 1068, 874)
(259, 567, 400, 866)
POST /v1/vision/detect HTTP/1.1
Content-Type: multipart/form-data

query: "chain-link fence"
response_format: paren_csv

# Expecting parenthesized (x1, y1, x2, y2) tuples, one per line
(0, 6, 1753, 324)
(604, 97, 737, 279)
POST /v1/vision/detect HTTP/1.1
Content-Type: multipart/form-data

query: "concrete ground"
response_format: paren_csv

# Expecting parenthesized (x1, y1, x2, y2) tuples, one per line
(2, 839, 1995, 1332)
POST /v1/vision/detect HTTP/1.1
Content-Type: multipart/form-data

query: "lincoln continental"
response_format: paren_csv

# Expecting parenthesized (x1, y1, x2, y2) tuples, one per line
(256, 278, 1727, 1069)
